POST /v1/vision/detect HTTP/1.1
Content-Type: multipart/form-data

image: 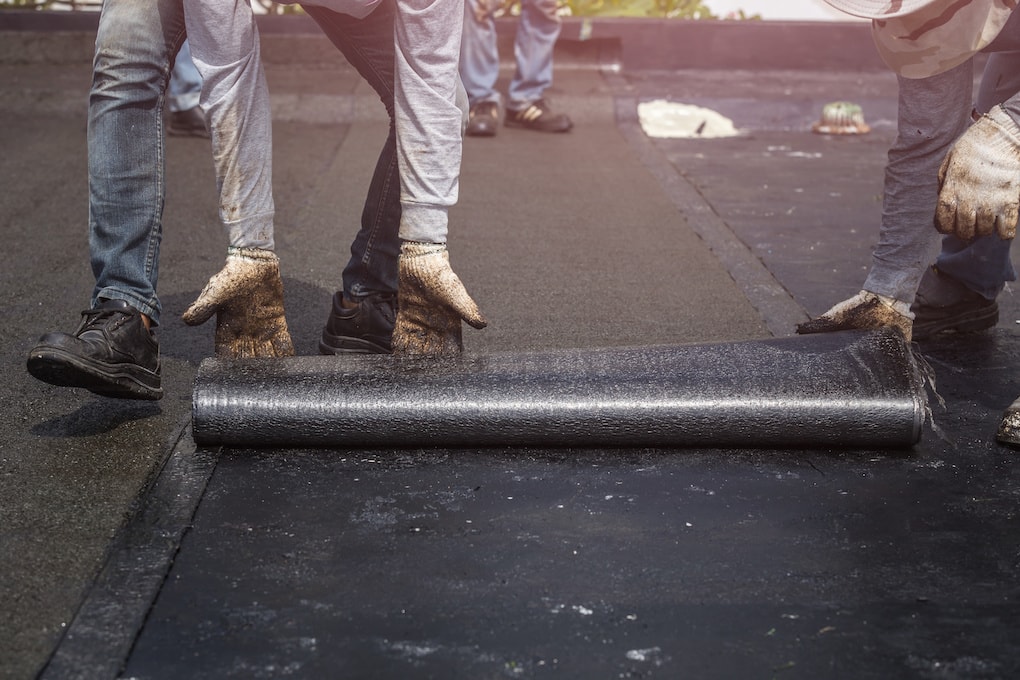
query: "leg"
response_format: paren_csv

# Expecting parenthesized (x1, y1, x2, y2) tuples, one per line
(460, 0, 501, 107)
(182, 0, 275, 252)
(506, 0, 560, 108)
(863, 61, 976, 304)
(798, 61, 974, 341)
(503, 0, 572, 132)
(166, 38, 209, 137)
(88, 0, 185, 324)
(304, 1, 400, 300)
(167, 38, 201, 113)
(391, 0, 488, 355)
(177, 1, 294, 359)
(393, 0, 465, 245)
(460, 0, 503, 137)
(28, 0, 180, 398)
(303, 1, 401, 354)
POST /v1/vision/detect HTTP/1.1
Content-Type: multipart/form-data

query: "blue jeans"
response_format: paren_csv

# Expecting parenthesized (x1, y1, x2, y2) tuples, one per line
(167, 39, 201, 113)
(304, 2, 401, 299)
(89, 0, 273, 325)
(460, 0, 560, 109)
(88, 0, 188, 324)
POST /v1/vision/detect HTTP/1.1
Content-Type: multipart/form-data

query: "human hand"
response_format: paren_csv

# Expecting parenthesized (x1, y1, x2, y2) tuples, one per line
(936, 105, 1020, 240)
(392, 242, 487, 356)
(182, 247, 295, 358)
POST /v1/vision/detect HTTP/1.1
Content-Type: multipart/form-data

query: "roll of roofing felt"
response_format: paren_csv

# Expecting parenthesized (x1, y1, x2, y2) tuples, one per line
(192, 328, 926, 449)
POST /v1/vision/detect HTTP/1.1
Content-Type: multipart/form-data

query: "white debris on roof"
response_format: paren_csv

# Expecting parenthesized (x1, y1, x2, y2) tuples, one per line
(637, 100, 740, 139)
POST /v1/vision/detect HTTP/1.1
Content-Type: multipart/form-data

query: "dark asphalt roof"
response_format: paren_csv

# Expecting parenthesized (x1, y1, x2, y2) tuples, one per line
(2, 16, 1018, 680)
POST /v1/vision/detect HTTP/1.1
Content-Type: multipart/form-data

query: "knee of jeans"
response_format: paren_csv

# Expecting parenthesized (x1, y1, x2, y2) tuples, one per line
(91, 36, 169, 105)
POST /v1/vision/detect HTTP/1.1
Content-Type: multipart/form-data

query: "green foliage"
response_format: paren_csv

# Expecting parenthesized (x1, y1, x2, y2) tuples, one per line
(533, 0, 760, 20)
(0, 0, 109, 8)
(0, 0, 58, 8)
(644, 0, 717, 19)
(255, 1, 305, 14)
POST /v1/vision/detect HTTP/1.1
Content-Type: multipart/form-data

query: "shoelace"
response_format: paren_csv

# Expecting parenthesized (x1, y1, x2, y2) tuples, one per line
(79, 306, 128, 332)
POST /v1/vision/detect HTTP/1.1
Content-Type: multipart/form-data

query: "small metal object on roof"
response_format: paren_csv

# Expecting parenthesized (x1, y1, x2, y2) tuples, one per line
(812, 101, 870, 135)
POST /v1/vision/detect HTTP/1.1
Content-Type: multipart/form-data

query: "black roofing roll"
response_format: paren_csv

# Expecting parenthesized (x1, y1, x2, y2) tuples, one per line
(192, 328, 926, 449)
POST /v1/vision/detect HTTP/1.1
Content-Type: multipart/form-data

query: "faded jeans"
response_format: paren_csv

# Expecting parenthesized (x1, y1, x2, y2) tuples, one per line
(89, 0, 273, 324)
(460, 0, 561, 109)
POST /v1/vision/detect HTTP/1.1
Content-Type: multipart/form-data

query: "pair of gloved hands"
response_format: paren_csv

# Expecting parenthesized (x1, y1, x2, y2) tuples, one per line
(184, 243, 485, 358)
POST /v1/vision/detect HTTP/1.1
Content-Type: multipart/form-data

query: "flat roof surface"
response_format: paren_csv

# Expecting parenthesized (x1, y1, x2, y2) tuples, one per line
(2, 17, 1018, 680)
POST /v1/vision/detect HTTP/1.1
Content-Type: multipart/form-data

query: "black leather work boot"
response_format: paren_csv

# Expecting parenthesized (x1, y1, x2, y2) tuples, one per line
(319, 291, 397, 355)
(27, 299, 163, 400)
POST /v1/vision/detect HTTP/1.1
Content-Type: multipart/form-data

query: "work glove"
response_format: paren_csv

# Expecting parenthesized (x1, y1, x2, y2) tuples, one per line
(392, 242, 487, 357)
(936, 105, 1020, 241)
(795, 290, 914, 341)
(183, 247, 295, 358)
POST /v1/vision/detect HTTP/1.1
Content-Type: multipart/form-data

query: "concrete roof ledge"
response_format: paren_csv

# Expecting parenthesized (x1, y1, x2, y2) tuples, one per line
(0, 10, 886, 71)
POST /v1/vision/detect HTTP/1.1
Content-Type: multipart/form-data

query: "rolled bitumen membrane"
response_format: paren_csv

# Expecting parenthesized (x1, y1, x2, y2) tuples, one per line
(192, 328, 926, 449)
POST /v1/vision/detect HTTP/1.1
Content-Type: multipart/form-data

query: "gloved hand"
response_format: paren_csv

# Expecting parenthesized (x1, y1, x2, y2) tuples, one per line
(183, 247, 295, 358)
(795, 290, 914, 341)
(936, 105, 1020, 241)
(392, 242, 487, 356)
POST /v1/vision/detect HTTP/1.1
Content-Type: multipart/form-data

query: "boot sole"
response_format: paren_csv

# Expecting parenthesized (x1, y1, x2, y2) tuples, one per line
(319, 334, 391, 355)
(912, 303, 999, 341)
(27, 347, 163, 401)
(465, 124, 497, 137)
(504, 119, 573, 133)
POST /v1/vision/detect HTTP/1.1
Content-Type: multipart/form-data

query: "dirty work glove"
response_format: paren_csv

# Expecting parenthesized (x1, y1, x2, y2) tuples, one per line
(392, 242, 487, 357)
(795, 290, 914, 341)
(182, 247, 295, 358)
(936, 105, 1020, 241)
